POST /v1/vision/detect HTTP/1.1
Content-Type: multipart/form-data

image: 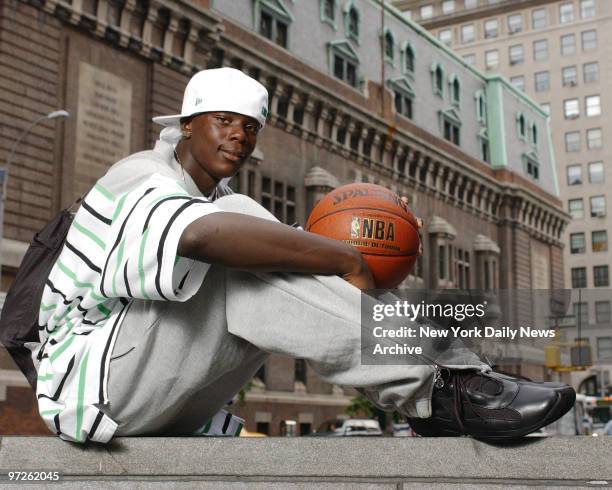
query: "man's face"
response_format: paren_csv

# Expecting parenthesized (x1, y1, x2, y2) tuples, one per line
(182, 111, 260, 186)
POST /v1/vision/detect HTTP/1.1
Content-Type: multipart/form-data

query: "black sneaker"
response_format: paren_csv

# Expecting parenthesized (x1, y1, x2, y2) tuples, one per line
(491, 370, 572, 393)
(407, 369, 575, 439)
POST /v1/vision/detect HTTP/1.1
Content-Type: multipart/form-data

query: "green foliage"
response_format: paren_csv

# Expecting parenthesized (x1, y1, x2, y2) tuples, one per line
(345, 394, 374, 418)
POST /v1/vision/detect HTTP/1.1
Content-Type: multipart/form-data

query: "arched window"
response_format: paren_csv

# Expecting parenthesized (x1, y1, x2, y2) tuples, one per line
(324, 0, 334, 20)
(475, 92, 486, 122)
(404, 43, 415, 73)
(320, 0, 336, 28)
(345, 4, 360, 42)
(433, 64, 444, 96)
(517, 112, 526, 138)
(384, 29, 394, 63)
(449, 75, 460, 105)
(531, 124, 538, 145)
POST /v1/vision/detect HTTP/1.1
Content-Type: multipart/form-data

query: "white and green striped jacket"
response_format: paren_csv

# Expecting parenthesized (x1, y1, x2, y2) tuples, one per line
(33, 142, 227, 443)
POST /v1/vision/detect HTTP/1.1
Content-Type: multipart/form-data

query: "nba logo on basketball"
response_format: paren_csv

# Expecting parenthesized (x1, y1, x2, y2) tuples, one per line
(350, 217, 360, 238)
(350, 217, 395, 241)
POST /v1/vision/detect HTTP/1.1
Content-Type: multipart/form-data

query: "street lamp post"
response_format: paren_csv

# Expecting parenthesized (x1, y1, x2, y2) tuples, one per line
(0, 110, 70, 283)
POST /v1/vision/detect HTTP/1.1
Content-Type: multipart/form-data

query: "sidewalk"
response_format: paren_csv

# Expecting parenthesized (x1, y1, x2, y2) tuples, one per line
(0, 436, 610, 488)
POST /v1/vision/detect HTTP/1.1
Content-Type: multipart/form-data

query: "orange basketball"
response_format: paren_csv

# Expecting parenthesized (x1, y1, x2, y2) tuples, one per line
(306, 183, 421, 288)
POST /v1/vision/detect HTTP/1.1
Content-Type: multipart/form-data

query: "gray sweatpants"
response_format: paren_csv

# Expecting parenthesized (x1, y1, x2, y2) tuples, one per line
(106, 195, 485, 436)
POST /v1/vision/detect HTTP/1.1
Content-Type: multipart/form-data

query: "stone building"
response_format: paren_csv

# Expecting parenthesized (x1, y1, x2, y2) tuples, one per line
(0, 0, 567, 435)
(392, 0, 611, 398)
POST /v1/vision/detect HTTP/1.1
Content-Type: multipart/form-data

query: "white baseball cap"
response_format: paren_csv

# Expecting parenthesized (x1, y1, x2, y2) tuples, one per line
(152, 68, 269, 128)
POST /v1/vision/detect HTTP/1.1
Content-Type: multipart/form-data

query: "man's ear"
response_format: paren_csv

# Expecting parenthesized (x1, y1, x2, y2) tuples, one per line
(180, 119, 192, 139)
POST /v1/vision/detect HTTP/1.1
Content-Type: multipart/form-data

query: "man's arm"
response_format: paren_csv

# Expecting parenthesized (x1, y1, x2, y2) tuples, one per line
(177, 212, 374, 289)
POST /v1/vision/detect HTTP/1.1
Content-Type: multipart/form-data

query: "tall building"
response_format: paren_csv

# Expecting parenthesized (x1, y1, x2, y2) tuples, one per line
(0, 0, 568, 435)
(393, 0, 611, 396)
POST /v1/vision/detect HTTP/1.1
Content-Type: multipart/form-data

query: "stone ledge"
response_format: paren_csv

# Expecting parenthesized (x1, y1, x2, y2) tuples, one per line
(0, 436, 610, 486)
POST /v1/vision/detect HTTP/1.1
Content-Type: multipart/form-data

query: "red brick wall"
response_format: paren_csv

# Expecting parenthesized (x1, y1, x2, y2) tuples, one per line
(0, 1, 62, 242)
(149, 64, 189, 147)
(0, 387, 49, 436)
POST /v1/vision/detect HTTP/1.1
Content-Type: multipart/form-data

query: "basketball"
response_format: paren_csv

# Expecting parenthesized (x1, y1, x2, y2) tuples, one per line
(305, 183, 421, 288)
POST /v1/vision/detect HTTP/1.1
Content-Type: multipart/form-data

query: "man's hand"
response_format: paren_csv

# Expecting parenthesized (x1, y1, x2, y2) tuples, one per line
(400, 195, 423, 232)
(340, 253, 375, 290)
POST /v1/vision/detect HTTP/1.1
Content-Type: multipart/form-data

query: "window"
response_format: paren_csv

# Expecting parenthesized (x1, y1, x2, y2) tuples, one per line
(565, 131, 580, 152)
(582, 30, 597, 51)
(531, 124, 538, 145)
(485, 49, 499, 69)
(510, 76, 525, 91)
(561, 34, 576, 56)
(259, 5, 290, 48)
(331, 43, 359, 88)
(570, 233, 586, 253)
(439, 29, 452, 46)
(463, 53, 476, 66)
(524, 155, 539, 179)
(508, 14, 522, 34)
(461, 24, 475, 44)
(442, 0, 455, 14)
(562, 66, 578, 86)
(517, 113, 526, 138)
(465, 0, 477, 8)
(573, 302, 589, 325)
(571, 267, 587, 288)
(442, 116, 460, 145)
(532, 8, 547, 29)
(567, 164, 582, 185)
(595, 302, 611, 324)
(568, 198, 584, 218)
(590, 195, 606, 217)
(420, 4, 433, 19)
(475, 91, 486, 122)
(535, 71, 549, 92)
(598, 338, 612, 361)
(450, 76, 460, 104)
(594, 265, 609, 287)
(564, 98, 579, 119)
(583, 62, 599, 83)
(587, 128, 602, 150)
(588, 161, 604, 183)
(394, 90, 414, 119)
(585, 96, 601, 117)
(346, 6, 359, 41)
(321, 0, 335, 27)
(432, 64, 444, 96)
(484, 19, 499, 39)
(559, 3, 574, 24)
(261, 177, 296, 224)
(480, 132, 490, 162)
(592, 230, 608, 252)
(384, 30, 394, 62)
(509, 44, 523, 65)
(581, 0, 596, 19)
(533, 39, 548, 61)
(403, 44, 415, 73)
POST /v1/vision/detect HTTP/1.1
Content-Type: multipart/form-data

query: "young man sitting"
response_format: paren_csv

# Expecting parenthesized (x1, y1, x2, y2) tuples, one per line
(34, 68, 574, 442)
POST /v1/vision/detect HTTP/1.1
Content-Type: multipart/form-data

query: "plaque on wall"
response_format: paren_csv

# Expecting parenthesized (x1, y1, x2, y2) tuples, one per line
(74, 62, 132, 189)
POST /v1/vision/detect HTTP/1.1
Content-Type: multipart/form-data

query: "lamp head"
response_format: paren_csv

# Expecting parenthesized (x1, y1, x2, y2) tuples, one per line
(47, 110, 70, 120)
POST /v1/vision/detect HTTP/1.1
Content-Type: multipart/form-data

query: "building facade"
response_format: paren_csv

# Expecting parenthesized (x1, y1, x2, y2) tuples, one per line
(0, 0, 568, 435)
(392, 0, 611, 396)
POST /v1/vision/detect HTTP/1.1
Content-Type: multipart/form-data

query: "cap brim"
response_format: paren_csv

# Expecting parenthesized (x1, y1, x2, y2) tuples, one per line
(152, 115, 182, 126)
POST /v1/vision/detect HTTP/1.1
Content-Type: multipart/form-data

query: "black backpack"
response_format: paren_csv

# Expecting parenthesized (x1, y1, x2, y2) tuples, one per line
(0, 199, 81, 390)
